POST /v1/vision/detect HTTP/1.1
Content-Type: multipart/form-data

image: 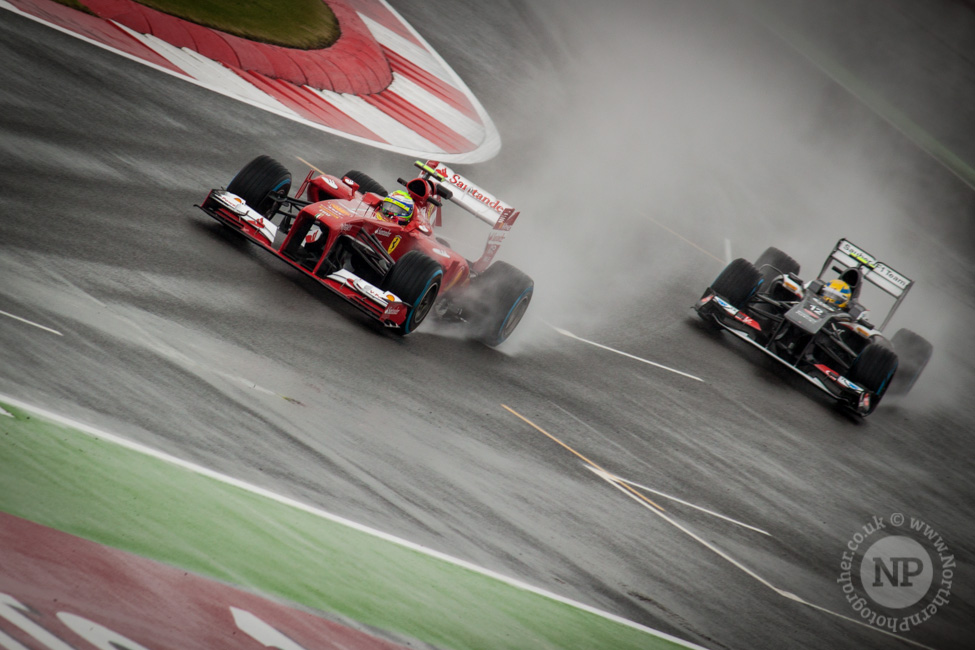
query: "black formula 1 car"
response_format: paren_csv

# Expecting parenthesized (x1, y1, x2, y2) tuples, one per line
(695, 239, 933, 416)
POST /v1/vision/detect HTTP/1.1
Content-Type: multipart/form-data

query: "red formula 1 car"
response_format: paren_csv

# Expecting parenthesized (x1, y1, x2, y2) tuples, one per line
(197, 156, 533, 345)
(694, 239, 933, 416)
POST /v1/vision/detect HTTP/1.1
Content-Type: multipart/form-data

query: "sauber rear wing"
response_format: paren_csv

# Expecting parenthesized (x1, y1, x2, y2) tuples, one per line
(818, 238, 914, 331)
(417, 161, 521, 273)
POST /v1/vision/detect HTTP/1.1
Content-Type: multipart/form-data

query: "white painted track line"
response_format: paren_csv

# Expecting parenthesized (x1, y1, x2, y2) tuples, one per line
(552, 326, 704, 382)
(0, 309, 63, 336)
(589, 466, 773, 536)
(507, 405, 941, 650)
(590, 461, 941, 650)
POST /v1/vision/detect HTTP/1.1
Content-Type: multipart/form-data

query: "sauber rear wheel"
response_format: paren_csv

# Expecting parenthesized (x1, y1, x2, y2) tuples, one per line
(227, 155, 292, 218)
(473, 262, 534, 347)
(343, 170, 387, 197)
(849, 342, 899, 403)
(710, 258, 762, 308)
(382, 251, 442, 335)
(888, 328, 933, 395)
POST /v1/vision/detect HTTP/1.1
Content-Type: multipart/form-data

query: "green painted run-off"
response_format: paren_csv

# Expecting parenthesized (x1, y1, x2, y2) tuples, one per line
(0, 401, 698, 650)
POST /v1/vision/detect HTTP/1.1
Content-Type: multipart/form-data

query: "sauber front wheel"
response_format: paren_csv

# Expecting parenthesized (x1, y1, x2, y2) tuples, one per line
(849, 342, 899, 409)
(383, 251, 442, 335)
(710, 258, 762, 308)
(755, 246, 800, 288)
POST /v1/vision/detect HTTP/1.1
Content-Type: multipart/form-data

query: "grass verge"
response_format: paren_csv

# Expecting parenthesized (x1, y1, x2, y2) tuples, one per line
(53, 0, 340, 49)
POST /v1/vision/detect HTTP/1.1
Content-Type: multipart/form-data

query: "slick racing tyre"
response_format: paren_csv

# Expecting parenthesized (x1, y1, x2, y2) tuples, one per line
(227, 155, 292, 218)
(849, 342, 899, 402)
(343, 170, 387, 197)
(473, 262, 534, 347)
(710, 258, 762, 308)
(887, 328, 933, 396)
(383, 251, 442, 335)
(755, 246, 800, 288)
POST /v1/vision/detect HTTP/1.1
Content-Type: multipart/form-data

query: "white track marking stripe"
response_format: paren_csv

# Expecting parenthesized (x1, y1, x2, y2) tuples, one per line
(359, 13, 453, 84)
(501, 405, 665, 513)
(588, 467, 772, 537)
(599, 468, 780, 588)
(591, 466, 941, 650)
(0, 309, 63, 336)
(386, 73, 484, 143)
(112, 24, 302, 117)
(0, 393, 708, 650)
(645, 215, 724, 264)
(366, 2, 501, 162)
(305, 86, 442, 152)
(552, 327, 704, 382)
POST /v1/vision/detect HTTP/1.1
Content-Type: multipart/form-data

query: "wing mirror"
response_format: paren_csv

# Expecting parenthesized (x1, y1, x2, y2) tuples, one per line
(848, 303, 869, 322)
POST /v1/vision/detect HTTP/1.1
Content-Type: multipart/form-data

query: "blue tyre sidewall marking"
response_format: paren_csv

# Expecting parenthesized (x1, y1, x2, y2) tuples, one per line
(744, 278, 763, 304)
(496, 287, 532, 343)
(878, 361, 898, 394)
(404, 270, 442, 335)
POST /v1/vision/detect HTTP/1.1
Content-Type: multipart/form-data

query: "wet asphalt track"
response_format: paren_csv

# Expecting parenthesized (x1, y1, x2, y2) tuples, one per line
(2, 1, 974, 649)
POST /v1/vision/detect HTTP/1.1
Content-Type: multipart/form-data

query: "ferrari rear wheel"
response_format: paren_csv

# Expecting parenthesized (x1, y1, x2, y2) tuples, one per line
(710, 258, 762, 308)
(343, 170, 387, 197)
(473, 262, 534, 347)
(227, 155, 292, 218)
(382, 251, 442, 335)
(849, 342, 899, 399)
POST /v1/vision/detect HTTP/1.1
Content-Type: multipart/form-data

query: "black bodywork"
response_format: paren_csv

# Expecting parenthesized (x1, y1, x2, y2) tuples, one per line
(695, 239, 915, 416)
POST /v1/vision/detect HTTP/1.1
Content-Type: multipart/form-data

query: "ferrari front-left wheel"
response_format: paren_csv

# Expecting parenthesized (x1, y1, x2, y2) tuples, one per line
(383, 251, 443, 335)
(227, 155, 292, 218)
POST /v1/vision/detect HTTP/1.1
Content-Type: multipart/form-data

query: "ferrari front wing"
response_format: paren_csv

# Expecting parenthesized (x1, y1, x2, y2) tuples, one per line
(197, 190, 409, 329)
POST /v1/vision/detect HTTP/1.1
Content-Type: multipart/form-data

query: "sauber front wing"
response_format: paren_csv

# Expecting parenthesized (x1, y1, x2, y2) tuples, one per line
(696, 291, 874, 415)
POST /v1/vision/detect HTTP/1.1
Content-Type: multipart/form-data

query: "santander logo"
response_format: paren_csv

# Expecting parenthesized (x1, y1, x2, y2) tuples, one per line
(433, 163, 506, 214)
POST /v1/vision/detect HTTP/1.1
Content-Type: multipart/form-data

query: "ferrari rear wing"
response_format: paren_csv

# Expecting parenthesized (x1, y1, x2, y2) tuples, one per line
(420, 160, 513, 226)
(417, 161, 521, 273)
